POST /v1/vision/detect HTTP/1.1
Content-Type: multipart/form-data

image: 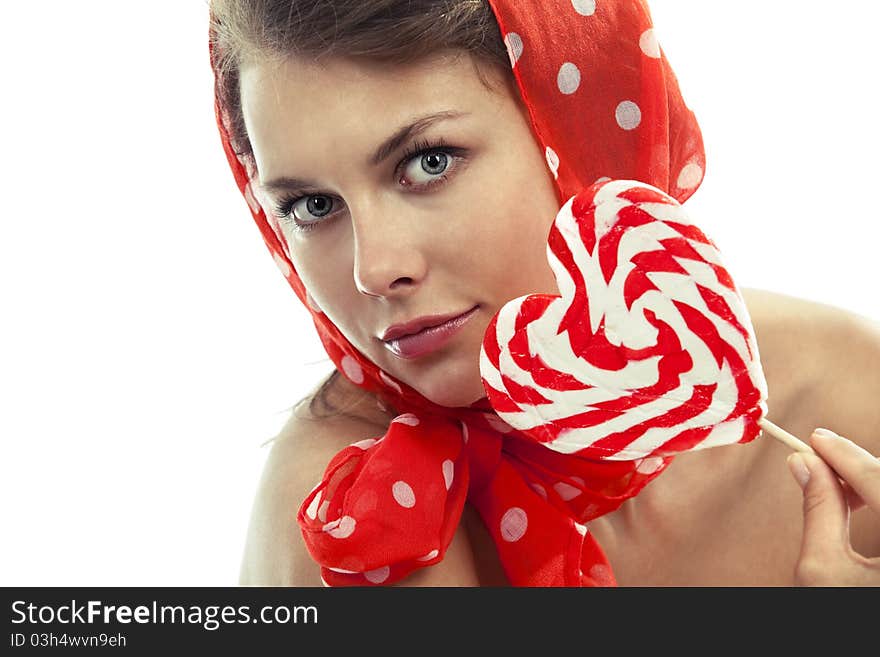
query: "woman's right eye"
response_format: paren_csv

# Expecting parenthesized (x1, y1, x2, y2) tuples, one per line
(273, 194, 339, 231)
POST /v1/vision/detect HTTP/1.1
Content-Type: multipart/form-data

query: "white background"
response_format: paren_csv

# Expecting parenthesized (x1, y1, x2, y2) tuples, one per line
(1, 1, 878, 585)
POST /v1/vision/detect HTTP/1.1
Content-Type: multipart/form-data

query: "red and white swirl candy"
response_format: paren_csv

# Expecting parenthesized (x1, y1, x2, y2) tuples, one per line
(480, 179, 769, 460)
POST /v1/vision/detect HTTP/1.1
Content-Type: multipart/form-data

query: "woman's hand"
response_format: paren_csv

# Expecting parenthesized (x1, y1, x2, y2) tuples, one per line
(787, 428, 880, 585)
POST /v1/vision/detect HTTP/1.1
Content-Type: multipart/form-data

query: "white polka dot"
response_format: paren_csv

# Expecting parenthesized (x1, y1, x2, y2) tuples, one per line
(574, 522, 589, 537)
(615, 100, 642, 130)
(328, 566, 359, 574)
(553, 481, 582, 501)
(594, 176, 612, 185)
(545, 146, 560, 180)
(442, 460, 455, 490)
(417, 549, 440, 562)
(636, 456, 665, 475)
(305, 490, 322, 520)
(485, 414, 514, 434)
(500, 507, 528, 542)
(557, 62, 581, 95)
(350, 438, 377, 450)
(391, 413, 420, 426)
(378, 370, 402, 394)
(364, 566, 391, 584)
(273, 252, 292, 278)
(571, 0, 597, 16)
(305, 290, 323, 313)
(676, 162, 704, 190)
(529, 482, 548, 500)
(317, 500, 330, 523)
(340, 355, 364, 384)
(639, 28, 661, 58)
(503, 32, 524, 68)
(392, 481, 416, 508)
(323, 515, 356, 539)
(460, 421, 469, 444)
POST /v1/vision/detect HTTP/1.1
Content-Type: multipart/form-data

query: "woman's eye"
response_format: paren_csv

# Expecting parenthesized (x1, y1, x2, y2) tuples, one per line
(275, 143, 465, 232)
(289, 195, 336, 225)
(401, 150, 450, 184)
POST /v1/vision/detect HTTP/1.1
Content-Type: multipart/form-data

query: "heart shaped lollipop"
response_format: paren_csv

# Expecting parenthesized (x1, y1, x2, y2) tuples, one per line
(480, 179, 779, 460)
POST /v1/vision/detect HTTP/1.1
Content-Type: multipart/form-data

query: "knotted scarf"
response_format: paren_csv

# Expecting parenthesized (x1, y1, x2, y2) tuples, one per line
(209, 0, 707, 586)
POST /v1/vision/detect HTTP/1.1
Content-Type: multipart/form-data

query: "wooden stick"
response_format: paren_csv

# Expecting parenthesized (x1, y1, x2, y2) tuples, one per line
(758, 417, 816, 454)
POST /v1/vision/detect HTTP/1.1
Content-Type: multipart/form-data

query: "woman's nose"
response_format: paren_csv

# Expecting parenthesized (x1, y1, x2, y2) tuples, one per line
(350, 202, 428, 299)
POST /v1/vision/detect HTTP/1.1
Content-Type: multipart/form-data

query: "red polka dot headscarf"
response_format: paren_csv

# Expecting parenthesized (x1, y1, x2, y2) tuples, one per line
(209, 0, 705, 586)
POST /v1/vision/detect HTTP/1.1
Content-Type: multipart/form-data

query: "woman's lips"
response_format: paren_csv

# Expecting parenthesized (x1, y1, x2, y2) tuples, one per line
(382, 306, 480, 359)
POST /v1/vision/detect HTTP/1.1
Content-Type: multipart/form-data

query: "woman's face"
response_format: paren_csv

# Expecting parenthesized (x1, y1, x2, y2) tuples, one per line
(239, 51, 561, 407)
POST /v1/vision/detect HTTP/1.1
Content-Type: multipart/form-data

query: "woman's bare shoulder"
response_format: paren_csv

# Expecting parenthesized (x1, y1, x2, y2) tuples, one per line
(741, 287, 880, 450)
(238, 379, 380, 586)
(238, 373, 484, 586)
(741, 286, 877, 334)
(741, 287, 879, 380)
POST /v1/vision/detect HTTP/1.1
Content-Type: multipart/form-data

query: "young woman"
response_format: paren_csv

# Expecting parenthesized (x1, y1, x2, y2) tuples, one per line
(209, 0, 880, 586)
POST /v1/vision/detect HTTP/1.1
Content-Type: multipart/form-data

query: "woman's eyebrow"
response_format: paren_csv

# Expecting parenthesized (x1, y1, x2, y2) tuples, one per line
(368, 109, 468, 165)
(259, 110, 469, 194)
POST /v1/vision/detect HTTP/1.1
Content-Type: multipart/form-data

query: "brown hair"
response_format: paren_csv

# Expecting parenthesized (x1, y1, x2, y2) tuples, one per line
(210, 0, 512, 178)
(209, 0, 511, 419)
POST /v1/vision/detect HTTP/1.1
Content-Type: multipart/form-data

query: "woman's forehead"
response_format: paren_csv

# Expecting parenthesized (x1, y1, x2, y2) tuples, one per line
(240, 52, 519, 178)
(239, 50, 511, 117)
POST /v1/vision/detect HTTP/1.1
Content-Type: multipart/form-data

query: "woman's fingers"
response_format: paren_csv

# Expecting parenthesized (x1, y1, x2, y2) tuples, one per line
(840, 481, 867, 513)
(787, 451, 851, 571)
(810, 428, 880, 513)
(786, 428, 880, 585)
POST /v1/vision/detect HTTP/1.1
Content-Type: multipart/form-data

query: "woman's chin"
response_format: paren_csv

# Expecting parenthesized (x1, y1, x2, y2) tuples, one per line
(378, 339, 489, 408)
(410, 376, 488, 409)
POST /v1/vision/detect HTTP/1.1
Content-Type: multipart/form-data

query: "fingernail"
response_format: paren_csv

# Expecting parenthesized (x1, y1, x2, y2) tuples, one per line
(787, 453, 811, 489)
(813, 427, 838, 439)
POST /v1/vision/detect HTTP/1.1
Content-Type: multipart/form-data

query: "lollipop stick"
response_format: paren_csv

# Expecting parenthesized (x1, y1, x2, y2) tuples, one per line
(758, 418, 816, 454)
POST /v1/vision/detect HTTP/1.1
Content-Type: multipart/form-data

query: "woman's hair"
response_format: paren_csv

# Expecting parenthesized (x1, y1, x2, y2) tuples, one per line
(210, 0, 512, 178)
(210, 0, 513, 419)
